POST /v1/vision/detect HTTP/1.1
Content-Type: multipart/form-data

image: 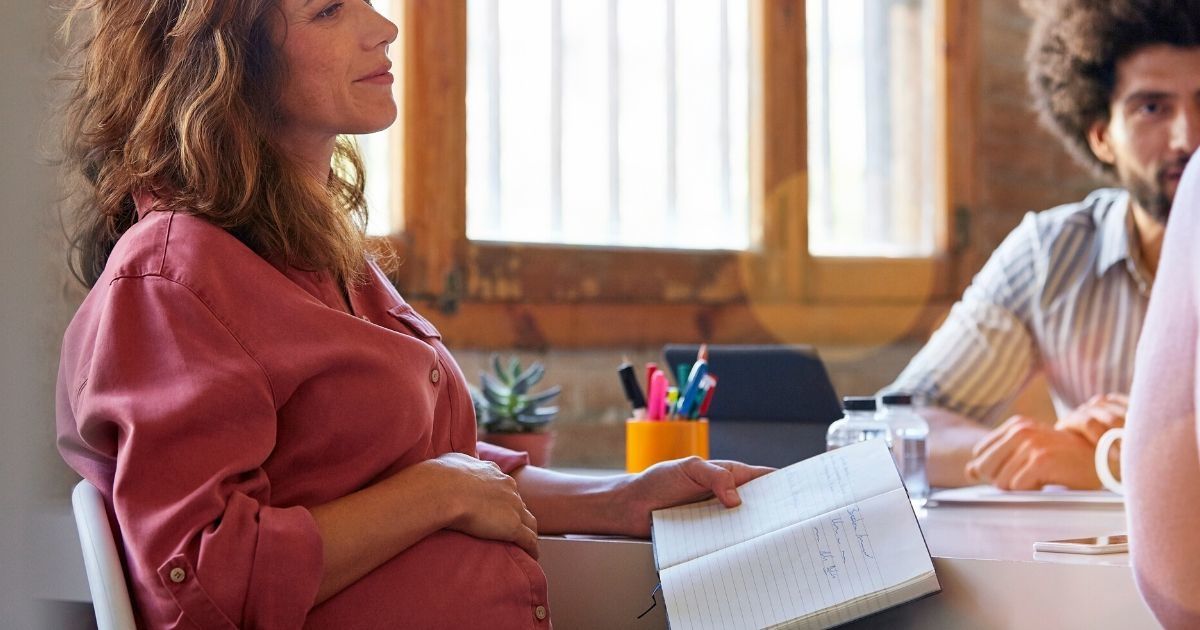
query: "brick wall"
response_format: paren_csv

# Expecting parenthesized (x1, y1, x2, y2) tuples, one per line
(960, 0, 1101, 284)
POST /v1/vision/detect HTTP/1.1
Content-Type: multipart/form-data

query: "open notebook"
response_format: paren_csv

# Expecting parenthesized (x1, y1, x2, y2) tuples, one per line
(651, 440, 939, 630)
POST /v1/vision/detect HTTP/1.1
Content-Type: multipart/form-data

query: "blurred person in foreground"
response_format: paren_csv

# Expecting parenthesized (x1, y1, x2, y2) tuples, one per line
(1125, 142, 1200, 630)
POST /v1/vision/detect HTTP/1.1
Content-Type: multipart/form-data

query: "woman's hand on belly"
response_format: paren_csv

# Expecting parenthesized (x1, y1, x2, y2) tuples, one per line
(310, 452, 537, 604)
(431, 452, 540, 559)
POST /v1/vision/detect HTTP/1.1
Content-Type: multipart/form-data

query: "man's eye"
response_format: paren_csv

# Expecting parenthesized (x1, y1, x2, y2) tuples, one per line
(316, 2, 344, 18)
(1139, 102, 1163, 116)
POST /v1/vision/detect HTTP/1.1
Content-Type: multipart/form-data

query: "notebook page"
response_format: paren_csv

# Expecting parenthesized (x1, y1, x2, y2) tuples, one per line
(653, 440, 902, 570)
(659, 487, 932, 630)
(770, 572, 940, 630)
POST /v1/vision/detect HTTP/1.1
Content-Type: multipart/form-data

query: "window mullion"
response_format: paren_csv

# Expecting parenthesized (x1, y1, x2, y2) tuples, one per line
(550, 0, 564, 238)
(863, 0, 893, 244)
(816, 0, 834, 241)
(485, 0, 501, 235)
(606, 0, 621, 242)
(719, 0, 732, 229)
(666, 0, 678, 233)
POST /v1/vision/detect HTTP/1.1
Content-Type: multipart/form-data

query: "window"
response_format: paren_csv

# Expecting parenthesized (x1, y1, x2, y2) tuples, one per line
(465, 0, 749, 250)
(373, 1, 974, 348)
(806, 0, 938, 257)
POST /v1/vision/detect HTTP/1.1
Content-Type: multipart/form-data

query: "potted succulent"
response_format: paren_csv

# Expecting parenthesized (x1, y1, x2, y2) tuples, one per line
(470, 355, 561, 467)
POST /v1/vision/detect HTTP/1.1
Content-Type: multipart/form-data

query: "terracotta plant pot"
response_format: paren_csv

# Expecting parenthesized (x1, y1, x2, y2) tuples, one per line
(481, 431, 556, 468)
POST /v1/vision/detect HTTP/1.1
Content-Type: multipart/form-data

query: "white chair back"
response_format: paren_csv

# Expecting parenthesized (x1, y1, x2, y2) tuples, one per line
(71, 479, 137, 630)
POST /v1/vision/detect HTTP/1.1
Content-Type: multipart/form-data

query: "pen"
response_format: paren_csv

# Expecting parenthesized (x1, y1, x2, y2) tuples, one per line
(647, 369, 668, 421)
(666, 387, 679, 420)
(618, 361, 647, 419)
(697, 374, 718, 418)
(676, 353, 709, 419)
(675, 364, 690, 389)
(645, 362, 658, 396)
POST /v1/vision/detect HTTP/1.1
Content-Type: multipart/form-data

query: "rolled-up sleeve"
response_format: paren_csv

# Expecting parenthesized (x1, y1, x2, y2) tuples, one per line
(885, 216, 1041, 424)
(77, 276, 322, 629)
(476, 441, 531, 474)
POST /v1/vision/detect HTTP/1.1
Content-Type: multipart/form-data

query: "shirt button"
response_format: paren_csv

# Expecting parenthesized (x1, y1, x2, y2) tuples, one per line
(169, 568, 187, 583)
(430, 369, 441, 384)
(534, 605, 547, 621)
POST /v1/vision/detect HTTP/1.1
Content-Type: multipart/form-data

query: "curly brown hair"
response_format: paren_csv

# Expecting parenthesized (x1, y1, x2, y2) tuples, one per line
(1025, 0, 1200, 178)
(59, 0, 370, 288)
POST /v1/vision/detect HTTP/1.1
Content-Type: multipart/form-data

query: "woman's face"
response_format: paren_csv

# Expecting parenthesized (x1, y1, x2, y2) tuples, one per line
(275, 0, 398, 143)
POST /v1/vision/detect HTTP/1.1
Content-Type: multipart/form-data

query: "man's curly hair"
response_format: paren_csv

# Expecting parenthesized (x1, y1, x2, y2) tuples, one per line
(1025, 0, 1200, 179)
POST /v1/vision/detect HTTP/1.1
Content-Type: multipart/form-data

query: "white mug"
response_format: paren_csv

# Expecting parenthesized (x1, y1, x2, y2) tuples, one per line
(1094, 428, 1124, 495)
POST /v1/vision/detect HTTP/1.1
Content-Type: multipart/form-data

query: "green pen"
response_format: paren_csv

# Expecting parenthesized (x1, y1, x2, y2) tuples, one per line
(675, 364, 690, 389)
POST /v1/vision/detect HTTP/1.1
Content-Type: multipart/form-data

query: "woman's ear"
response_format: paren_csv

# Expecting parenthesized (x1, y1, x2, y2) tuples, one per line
(1087, 118, 1117, 166)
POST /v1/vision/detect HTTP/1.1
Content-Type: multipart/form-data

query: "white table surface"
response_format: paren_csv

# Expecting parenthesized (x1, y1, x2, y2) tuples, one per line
(537, 485, 1158, 629)
(918, 500, 1131, 565)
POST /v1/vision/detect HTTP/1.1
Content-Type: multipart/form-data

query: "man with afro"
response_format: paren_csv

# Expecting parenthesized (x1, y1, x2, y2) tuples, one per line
(883, 0, 1200, 490)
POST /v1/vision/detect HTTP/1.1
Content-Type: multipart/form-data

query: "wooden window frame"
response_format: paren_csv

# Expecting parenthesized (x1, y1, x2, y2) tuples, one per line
(382, 0, 977, 349)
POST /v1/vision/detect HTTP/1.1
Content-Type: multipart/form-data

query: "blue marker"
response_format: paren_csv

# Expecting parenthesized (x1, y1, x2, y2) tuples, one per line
(675, 359, 709, 419)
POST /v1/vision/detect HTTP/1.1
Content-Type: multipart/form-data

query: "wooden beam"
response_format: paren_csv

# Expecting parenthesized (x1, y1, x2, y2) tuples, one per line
(415, 300, 953, 350)
(401, 0, 468, 298)
(942, 0, 980, 284)
(752, 0, 808, 302)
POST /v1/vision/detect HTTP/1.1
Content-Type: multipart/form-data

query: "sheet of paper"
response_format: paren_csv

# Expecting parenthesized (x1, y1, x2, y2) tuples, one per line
(927, 485, 1123, 506)
(659, 487, 934, 630)
(652, 440, 903, 570)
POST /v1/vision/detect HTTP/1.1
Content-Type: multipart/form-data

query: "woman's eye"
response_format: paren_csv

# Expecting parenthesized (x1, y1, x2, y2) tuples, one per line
(316, 2, 344, 18)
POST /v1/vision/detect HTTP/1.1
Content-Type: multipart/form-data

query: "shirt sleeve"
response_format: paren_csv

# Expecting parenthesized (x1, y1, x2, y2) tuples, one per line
(1125, 160, 1200, 627)
(476, 441, 531, 474)
(883, 214, 1042, 425)
(76, 275, 322, 630)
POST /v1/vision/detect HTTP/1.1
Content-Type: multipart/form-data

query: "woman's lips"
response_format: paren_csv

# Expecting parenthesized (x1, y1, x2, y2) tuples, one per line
(357, 71, 394, 85)
(356, 63, 394, 84)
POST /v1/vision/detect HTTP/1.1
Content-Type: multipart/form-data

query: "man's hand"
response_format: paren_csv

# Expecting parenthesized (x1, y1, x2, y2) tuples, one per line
(1055, 393, 1128, 445)
(965, 415, 1102, 490)
(621, 458, 774, 538)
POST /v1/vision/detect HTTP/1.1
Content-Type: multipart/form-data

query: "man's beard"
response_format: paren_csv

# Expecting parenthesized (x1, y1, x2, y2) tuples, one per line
(1119, 158, 1188, 225)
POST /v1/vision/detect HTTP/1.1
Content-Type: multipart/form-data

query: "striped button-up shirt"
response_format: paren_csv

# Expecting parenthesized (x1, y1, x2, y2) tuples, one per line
(885, 188, 1153, 424)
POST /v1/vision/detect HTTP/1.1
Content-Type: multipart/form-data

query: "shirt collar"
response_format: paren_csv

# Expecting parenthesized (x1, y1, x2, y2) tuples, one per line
(1094, 190, 1154, 295)
(1094, 190, 1134, 278)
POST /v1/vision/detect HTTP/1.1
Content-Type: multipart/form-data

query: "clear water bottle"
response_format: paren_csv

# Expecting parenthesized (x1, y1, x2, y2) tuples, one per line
(826, 396, 892, 451)
(878, 392, 930, 507)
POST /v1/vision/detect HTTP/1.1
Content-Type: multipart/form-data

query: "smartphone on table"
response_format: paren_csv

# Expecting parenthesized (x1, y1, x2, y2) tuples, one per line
(1032, 534, 1128, 554)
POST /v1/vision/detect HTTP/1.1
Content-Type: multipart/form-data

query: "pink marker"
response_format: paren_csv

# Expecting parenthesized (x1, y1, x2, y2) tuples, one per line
(647, 370, 669, 420)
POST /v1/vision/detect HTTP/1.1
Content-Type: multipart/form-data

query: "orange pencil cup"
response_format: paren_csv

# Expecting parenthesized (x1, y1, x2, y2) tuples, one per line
(625, 419, 710, 473)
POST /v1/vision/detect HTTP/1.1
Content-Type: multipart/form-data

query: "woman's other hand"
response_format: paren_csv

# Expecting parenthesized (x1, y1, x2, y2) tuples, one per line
(621, 458, 774, 538)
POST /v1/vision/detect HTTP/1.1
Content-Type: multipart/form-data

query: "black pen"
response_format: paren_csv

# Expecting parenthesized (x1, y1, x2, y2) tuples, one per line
(618, 361, 647, 419)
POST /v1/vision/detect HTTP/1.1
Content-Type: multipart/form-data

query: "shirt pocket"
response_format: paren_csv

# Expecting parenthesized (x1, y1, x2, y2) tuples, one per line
(386, 305, 443, 340)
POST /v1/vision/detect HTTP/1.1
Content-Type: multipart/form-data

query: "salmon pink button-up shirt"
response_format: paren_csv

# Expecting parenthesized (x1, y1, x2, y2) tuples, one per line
(56, 201, 550, 629)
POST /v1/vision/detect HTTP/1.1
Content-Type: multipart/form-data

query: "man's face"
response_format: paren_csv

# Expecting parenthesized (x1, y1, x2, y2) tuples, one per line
(1089, 45, 1200, 223)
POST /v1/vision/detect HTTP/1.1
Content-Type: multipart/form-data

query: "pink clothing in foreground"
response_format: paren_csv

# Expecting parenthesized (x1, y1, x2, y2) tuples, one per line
(56, 203, 549, 629)
(1126, 157, 1200, 627)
